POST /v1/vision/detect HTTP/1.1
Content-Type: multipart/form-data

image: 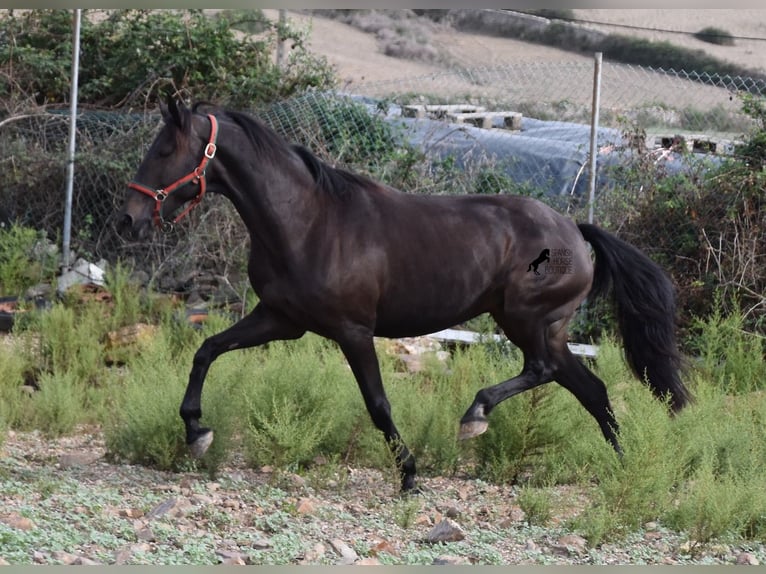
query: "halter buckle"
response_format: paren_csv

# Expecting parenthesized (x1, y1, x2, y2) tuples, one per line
(204, 143, 217, 159)
(156, 190, 167, 202)
(160, 220, 175, 233)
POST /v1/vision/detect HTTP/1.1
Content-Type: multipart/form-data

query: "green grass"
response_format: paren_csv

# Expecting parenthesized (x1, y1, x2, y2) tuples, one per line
(2, 283, 766, 547)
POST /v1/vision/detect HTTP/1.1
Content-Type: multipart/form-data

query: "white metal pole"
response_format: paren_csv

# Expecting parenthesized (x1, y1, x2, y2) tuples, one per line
(62, 8, 81, 270)
(276, 9, 286, 69)
(587, 52, 602, 225)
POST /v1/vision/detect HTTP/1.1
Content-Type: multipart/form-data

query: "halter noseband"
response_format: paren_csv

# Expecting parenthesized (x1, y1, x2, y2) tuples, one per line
(128, 114, 218, 232)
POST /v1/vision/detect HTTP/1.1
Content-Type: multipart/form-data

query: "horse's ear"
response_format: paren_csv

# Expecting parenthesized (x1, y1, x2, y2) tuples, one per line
(163, 93, 191, 133)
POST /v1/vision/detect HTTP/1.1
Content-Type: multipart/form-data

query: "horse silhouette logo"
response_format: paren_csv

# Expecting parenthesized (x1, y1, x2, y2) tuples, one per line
(527, 248, 550, 275)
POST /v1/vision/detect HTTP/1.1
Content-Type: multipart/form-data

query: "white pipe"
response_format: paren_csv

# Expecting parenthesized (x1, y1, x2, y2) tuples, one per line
(62, 8, 81, 270)
(587, 52, 602, 225)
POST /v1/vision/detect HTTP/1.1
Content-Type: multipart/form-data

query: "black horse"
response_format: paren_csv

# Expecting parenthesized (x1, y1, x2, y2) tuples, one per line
(118, 96, 691, 492)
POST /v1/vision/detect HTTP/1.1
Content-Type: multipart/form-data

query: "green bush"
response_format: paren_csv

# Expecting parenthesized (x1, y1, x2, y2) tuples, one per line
(103, 312, 242, 476)
(0, 9, 337, 109)
(241, 335, 364, 470)
(0, 224, 57, 298)
(694, 26, 735, 46)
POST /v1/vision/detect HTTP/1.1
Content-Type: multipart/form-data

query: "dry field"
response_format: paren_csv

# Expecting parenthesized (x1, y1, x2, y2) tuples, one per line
(265, 9, 766, 87)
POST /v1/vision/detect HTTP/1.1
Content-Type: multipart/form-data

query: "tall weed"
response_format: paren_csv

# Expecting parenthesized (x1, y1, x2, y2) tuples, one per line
(688, 297, 766, 394)
(27, 371, 88, 437)
(104, 314, 244, 476)
(241, 335, 364, 470)
(665, 374, 766, 541)
(0, 224, 57, 297)
(573, 382, 681, 544)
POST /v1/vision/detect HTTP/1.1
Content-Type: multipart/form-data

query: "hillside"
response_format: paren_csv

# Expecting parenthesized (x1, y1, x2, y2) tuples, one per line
(264, 9, 766, 88)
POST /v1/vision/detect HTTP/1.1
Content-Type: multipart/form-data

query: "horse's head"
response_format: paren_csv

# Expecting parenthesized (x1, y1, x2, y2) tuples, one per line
(117, 95, 218, 240)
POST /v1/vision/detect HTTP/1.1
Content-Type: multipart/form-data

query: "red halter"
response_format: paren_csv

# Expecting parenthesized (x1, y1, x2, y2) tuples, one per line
(128, 114, 218, 231)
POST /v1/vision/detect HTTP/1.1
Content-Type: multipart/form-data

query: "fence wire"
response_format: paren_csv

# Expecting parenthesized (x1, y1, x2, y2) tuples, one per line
(1, 61, 764, 314)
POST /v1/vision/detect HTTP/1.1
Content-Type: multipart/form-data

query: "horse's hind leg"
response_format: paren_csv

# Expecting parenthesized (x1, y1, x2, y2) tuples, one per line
(552, 343, 622, 455)
(336, 329, 417, 492)
(459, 318, 554, 439)
(180, 303, 304, 457)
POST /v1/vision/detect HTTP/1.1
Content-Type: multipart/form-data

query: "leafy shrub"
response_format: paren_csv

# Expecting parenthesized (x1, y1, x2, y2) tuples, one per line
(0, 9, 337, 109)
(687, 297, 766, 394)
(241, 335, 363, 470)
(0, 224, 58, 298)
(694, 26, 735, 46)
(104, 312, 243, 476)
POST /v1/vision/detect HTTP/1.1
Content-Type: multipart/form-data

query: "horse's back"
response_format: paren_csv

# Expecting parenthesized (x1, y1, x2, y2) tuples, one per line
(345, 191, 593, 336)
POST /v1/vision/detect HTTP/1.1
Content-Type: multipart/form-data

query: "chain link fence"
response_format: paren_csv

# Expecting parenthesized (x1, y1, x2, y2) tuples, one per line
(1, 60, 764, 323)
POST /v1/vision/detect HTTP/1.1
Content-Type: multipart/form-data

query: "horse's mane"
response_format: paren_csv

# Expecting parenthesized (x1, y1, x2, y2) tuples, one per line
(205, 104, 376, 200)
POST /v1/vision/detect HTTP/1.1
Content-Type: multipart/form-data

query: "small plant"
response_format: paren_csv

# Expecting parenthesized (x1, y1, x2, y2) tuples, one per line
(392, 496, 422, 529)
(0, 224, 58, 297)
(28, 371, 87, 438)
(694, 26, 735, 46)
(517, 485, 553, 526)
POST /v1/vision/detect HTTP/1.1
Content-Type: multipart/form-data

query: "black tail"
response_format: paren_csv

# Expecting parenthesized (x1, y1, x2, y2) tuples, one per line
(578, 223, 691, 412)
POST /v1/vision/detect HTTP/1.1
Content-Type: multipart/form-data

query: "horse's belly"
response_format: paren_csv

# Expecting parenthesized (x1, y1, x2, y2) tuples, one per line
(374, 282, 498, 338)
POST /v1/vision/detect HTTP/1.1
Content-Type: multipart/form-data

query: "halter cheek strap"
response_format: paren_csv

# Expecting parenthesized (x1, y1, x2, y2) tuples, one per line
(128, 114, 218, 231)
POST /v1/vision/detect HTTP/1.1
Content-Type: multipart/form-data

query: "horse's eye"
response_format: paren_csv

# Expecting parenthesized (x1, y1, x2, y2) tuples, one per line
(157, 144, 174, 158)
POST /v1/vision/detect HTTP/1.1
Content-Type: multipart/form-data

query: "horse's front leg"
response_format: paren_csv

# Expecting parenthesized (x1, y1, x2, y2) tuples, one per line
(337, 329, 417, 492)
(181, 303, 304, 457)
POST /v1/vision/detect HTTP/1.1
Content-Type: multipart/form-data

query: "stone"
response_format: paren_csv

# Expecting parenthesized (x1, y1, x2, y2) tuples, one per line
(426, 519, 466, 543)
(296, 498, 316, 515)
(432, 555, 470, 565)
(0, 513, 35, 531)
(329, 539, 359, 564)
(737, 552, 760, 566)
(58, 452, 101, 469)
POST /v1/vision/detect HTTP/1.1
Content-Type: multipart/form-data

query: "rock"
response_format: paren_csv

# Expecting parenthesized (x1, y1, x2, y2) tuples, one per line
(75, 556, 102, 566)
(57, 452, 101, 469)
(414, 514, 433, 527)
(737, 552, 760, 565)
(251, 538, 273, 550)
(557, 534, 588, 553)
(135, 526, 155, 542)
(0, 557, 9, 565)
(0, 512, 36, 531)
(432, 555, 470, 565)
(426, 519, 466, 543)
(296, 498, 316, 515)
(356, 557, 383, 565)
(300, 542, 327, 564)
(329, 539, 359, 564)
(113, 543, 152, 565)
(51, 550, 79, 565)
(439, 504, 462, 519)
(216, 550, 249, 565)
(144, 496, 192, 520)
(370, 539, 398, 557)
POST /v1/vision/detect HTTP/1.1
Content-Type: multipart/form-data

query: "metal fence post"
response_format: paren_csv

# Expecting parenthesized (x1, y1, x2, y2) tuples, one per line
(62, 8, 81, 270)
(588, 52, 603, 225)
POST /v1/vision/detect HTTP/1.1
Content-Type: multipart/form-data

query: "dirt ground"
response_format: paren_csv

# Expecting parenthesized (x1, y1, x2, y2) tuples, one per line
(263, 9, 766, 88)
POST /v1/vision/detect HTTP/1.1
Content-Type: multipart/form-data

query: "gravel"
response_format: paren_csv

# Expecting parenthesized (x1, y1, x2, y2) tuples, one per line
(1, 427, 764, 565)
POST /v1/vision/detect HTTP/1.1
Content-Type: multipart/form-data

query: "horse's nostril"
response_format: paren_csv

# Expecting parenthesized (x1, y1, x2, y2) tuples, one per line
(116, 212, 134, 236)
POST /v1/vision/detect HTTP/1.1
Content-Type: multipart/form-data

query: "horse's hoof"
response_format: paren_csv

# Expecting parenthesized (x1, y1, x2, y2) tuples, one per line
(189, 429, 214, 458)
(458, 419, 488, 440)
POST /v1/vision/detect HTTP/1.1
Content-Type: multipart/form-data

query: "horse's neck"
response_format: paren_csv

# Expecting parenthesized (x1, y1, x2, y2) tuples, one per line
(216, 149, 322, 255)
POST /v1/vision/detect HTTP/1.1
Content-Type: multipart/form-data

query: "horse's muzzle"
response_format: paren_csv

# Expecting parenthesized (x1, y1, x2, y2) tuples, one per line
(116, 211, 152, 241)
